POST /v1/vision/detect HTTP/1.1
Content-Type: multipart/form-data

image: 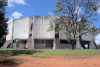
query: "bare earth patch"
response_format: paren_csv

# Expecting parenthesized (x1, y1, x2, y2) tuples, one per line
(0, 55, 100, 67)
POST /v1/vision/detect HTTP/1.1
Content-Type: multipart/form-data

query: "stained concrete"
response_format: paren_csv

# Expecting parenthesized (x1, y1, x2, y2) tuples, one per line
(3, 16, 98, 49)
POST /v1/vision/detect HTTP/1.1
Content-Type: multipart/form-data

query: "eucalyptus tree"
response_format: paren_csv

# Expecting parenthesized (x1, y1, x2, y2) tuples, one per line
(48, 0, 100, 49)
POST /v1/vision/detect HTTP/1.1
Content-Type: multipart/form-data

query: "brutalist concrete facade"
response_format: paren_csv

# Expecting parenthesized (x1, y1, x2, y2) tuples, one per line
(2, 15, 98, 49)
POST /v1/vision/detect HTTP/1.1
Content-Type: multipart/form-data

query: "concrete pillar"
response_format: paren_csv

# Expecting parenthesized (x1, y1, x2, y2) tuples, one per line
(76, 40, 81, 49)
(53, 38, 56, 49)
(13, 43, 16, 49)
(31, 38, 34, 49)
(56, 38, 60, 49)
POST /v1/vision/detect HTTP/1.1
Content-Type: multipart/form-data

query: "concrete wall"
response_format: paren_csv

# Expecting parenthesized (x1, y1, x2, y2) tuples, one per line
(33, 16, 55, 39)
(89, 41, 96, 49)
(81, 22, 94, 41)
(34, 43, 46, 49)
(81, 33, 94, 41)
(29, 17, 33, 34)
(13, 17, 30, 39)
(6, 21, 13, 40)
(59, 30, 66, 39)
(59, 30, 79, 40)
(76, 39, 82, 49)
(60, 44, 72, 49)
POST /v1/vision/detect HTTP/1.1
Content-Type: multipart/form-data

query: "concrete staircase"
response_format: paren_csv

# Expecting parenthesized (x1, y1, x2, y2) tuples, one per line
(2, 40, 12, 48)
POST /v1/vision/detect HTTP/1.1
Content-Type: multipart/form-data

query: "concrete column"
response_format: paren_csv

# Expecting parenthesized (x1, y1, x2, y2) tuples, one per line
(76, 40, 81, 49)
(13, 43, 16, 49)
(31, 38, 34, 49)
(53, 38, 56, 49)
(56, 38, 60, 49)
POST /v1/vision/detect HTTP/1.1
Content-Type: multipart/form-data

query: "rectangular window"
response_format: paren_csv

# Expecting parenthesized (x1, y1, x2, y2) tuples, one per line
(35, 39, 46, 43)
(60, 40, 69, 44)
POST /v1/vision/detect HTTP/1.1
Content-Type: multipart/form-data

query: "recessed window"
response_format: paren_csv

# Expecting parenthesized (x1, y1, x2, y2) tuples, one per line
(60, 40, 69, 44)
(35, 39, 46, 43)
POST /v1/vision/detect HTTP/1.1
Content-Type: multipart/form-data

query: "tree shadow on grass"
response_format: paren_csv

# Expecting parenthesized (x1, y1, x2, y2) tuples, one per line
(0, 60, 22, 67)
(0, 50, 44, 56)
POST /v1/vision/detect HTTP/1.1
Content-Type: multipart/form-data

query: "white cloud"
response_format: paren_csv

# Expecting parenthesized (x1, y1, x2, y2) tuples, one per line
(7, 17, 13, 23)
(14, 0, 27, 5)
(12, 12, 23, 19)
(8, 0, 27, 7)
(8, 0, 15, 7)
(97, 9, 100, 14)
(6, 12, 23, 23)
(74, 6, 81, 14)
(95, 33, 100, 45)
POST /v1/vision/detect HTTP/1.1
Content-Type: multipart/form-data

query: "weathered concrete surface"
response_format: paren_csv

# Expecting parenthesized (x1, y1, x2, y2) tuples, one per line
(60, 44, 72, 49)
(19, 44, 25, 49)
(2, 40, 12, 48)
(13, 43, 17, 49)
(6, 21, 13, 40)
(33, 16, 55, 39)
(25, 17, 33, 49)
(89, 41, 97, 49)
(26, 38, 32, 49)
(59, 30, 66, 39)
(34, 43, 46, 49)
(13, 17, 31, 39)
(53, 38, 60, 49)
(76, 39, 82, 49)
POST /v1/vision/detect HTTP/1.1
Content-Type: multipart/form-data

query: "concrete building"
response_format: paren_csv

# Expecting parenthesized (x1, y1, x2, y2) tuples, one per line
(2, 15, 98, 49)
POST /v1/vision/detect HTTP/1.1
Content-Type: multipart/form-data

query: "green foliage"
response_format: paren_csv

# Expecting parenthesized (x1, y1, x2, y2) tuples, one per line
(0, 35, 6, 48)
(0, 49, 43, 55)
(34, 49, 100, 56)
(13, 38, 18, 43)
(0, 0, 8, 48)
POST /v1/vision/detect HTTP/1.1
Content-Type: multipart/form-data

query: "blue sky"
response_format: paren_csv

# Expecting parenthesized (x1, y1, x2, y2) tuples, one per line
(5, 0, 100, 45)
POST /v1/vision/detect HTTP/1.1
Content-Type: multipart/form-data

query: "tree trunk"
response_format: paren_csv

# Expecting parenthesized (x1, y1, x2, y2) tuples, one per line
(72, 43, 74, 50)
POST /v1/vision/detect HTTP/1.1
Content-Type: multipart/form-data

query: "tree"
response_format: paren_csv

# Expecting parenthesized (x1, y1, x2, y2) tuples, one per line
(48, 0, 100, 49)
(0, 0, 8, 48)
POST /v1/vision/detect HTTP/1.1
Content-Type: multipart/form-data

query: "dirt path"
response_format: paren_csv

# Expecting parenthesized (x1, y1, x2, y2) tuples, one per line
(0, 55, 100, 67)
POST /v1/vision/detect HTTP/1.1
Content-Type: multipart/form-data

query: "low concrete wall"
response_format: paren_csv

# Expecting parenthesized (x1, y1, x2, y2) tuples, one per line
(34, 43, 46, 49)
(60, 44, 72, 49)
(19, 44, 25, 49)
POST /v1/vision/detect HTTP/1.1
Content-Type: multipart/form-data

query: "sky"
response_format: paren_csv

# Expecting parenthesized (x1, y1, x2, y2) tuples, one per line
(5, 0, 100, 45)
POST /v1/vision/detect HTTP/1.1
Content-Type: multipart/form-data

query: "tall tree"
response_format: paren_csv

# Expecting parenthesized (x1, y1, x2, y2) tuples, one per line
(0, 0, 8, 48)
(48, 0, 100, 49)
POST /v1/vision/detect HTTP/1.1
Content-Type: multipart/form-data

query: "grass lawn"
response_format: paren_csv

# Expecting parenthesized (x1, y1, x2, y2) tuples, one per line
(0, 49, 100, 56)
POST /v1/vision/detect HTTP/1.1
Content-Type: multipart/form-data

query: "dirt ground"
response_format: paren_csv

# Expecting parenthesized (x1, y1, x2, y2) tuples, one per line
(0, 55, 100, 67)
